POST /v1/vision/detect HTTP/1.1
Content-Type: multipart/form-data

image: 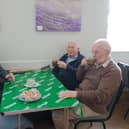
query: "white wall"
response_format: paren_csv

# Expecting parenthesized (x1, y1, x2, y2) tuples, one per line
(0, 0, 128, 70)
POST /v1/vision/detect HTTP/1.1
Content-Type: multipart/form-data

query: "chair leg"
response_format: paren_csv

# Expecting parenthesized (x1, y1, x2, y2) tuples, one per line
(74, 123, 78, 129)
(102, 122, 106, 129)
(124, 108, 129, 120)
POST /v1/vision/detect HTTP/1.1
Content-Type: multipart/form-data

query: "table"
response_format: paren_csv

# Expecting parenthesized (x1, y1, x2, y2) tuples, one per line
(0, 70, 80, 129)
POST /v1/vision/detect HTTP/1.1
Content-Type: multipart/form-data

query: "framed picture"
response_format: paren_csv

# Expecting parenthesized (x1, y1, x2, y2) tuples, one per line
(35, 0, 81, 32)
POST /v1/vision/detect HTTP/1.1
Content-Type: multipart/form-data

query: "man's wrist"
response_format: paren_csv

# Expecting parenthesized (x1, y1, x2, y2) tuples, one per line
(72, 91, 77, 98)
(64, 64, 67, 69)
(5, 74, 9, 79)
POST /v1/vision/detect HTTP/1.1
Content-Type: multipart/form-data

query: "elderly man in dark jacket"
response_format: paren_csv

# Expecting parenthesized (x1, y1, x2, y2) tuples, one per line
(0, 66, 15, 101)
(52, 39, 122, 129)
(52, 41, 84, 90)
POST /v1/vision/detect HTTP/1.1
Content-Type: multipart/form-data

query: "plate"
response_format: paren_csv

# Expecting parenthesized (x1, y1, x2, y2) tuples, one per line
(18, 89, 41, 102)
(24, 82, 39, 88)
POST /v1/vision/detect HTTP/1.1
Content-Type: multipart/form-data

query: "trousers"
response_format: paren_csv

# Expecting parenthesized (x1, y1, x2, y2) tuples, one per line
(52, 104, 100, 129)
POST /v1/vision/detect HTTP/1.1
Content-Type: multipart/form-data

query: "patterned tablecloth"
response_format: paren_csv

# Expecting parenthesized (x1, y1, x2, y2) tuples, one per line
(0, 70, 79, 115)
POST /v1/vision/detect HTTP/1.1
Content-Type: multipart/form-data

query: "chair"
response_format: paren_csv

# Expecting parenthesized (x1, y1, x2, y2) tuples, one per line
(72, 81, 124, 129)
(124, 108, 129, 119)
(117, 62, 129, 120)
(117, 62, 129, 89)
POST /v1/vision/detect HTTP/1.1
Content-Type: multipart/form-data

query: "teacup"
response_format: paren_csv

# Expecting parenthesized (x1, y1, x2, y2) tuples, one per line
(52, 60, 58, 67)
(87, 58, 96, 65)
(27, 79, 36, 85)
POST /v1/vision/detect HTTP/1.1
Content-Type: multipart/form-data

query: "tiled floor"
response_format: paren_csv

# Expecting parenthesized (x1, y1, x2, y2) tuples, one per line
(28, 91, 129, 129)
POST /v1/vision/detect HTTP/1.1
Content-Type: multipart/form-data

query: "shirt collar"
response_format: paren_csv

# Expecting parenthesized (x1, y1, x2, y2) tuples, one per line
(68, 54, 78, 59)
(95, 58, 111, 69)
(102, 58, 111, 68)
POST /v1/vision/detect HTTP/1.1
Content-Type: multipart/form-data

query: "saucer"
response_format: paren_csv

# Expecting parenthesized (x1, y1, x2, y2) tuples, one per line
(25, 82, 39, 88)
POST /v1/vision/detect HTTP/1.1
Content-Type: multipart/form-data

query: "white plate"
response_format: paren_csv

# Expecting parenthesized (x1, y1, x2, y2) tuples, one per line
(24, 82, 39, 88)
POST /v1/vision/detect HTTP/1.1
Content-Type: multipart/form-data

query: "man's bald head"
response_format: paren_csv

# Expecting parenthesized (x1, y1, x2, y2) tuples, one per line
(92, 39, 111, 64)
(93, 39, 111, 54)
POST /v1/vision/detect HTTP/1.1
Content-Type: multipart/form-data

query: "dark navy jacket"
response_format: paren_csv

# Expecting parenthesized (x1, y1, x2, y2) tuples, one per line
(0, 66, 8, 101)
(52, 52, 84, 90)
(0, 66, 8, 84)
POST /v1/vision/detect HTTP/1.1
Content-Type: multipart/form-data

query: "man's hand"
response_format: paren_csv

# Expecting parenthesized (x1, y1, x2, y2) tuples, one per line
(57, 61, 67, 69)
(5, 73, 15, 81)
(59, 90, 77, 98)
(81, 58, 88, 66)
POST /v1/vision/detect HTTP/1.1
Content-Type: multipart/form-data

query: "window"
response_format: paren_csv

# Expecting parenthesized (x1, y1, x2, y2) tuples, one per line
(107, 0, 129, 51)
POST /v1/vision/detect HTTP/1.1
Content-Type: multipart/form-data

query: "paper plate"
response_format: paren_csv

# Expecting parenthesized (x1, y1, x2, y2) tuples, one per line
(18, 89, 41, 102)
(24, 82, 39, 88)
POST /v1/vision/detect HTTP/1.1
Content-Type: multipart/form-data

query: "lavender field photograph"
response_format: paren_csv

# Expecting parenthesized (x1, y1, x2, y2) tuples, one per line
(35, 0, 81, 32)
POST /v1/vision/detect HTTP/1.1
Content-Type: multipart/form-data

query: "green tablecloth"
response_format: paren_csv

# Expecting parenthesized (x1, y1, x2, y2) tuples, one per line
(0, 70, 79, 115)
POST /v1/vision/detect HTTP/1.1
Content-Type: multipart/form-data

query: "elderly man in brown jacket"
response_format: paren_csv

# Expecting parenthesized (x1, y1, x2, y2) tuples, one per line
(52, 39, 122, 129)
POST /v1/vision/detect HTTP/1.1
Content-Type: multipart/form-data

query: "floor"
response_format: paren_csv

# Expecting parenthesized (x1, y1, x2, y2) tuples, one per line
(27, 91, 129, 129)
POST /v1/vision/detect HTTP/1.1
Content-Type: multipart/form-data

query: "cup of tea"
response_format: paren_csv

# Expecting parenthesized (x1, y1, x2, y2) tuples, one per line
(27, 79, 36, 85)
(52, 60, 58, 67)
(87, 58, 96, 65)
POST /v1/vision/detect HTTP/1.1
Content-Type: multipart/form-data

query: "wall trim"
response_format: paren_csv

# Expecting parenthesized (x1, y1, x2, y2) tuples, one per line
(0, 60, 51, 70)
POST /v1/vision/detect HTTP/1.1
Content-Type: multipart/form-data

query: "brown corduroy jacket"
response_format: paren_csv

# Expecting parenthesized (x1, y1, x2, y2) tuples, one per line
(76, 60, 122, 114)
